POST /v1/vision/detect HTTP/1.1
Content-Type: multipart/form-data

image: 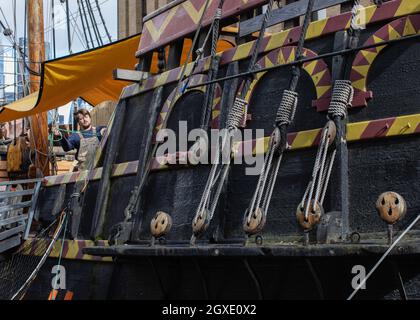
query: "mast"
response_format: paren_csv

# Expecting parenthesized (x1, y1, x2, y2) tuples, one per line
(28, 0, 49, 176)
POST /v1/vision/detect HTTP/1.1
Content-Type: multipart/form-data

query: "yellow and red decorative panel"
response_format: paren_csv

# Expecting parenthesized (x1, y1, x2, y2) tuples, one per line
(137, 0, 420, 95)
(350, 14, 420, 107)
(137, 0, 268, 56)
(153, 74, 222, 140)
(243, 46, 332, 112)
(44, 113, 420, 187)
(235, 113, 420, 157)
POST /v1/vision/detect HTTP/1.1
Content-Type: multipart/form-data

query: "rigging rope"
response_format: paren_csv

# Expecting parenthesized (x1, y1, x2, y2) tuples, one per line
(191, 0, 276, 243)
(114, 0, 215, 244)
(79, 0, 95, 48)
(77, 0, 91, 49)
(95, 0, 112, 43)
(298, 0, 363, 236)
(348, 214, 420, 300)
(193, 0, 225, 133)
(85, 0, 103, 46)
(65, 0, 72, 53)
(0, 210, 67, 300)
(50, 213, 69, 299)
(11, 211, 68, 300)
(59, 0, 90, 51)
(243, 0, 316, 236)
(189, 0, 225, 167)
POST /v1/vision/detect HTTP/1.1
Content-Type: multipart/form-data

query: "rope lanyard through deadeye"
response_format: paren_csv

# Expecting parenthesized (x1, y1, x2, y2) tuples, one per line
(297, 0, 367, 241)
(243, 0, 316, 237)
(191, 0, 277, 244)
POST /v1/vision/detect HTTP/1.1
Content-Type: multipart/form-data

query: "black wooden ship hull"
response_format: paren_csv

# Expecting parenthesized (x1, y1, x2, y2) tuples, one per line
(21, 0, 420, 300)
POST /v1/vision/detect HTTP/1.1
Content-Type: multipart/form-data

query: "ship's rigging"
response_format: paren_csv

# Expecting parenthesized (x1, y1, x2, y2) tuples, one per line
(243, 0, 316, 237)
(1, 0, 420, 301)
(0, 0, 115, 300)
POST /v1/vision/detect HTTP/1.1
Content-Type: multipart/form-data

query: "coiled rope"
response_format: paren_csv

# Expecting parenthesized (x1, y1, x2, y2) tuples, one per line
(275, 90, 299, 126)
(328, 80, 354, 119)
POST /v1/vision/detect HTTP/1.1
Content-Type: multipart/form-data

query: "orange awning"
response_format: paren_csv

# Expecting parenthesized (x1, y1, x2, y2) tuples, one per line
(0, 35, 234, 122)
(0, 34, 140, 122)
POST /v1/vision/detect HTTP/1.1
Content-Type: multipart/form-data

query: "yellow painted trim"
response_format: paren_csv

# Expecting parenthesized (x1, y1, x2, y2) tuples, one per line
(238, 113, 420, 156)
(21, 240, 113, 262)
(139, 0, 420, 95)
(45, 114, 420, 186)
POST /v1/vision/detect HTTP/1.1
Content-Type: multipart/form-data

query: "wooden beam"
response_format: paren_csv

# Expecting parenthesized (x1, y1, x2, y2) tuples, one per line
(214, 61, 239, 241)
(24, 180, 42, 239)
(284, 0, 300, 30)
(238, 12, 255, 45)
(137, 52, 153, 72)
(329, 30, 350, 239)
(0, 225, 26, 242)
(0, 189, 35, 199)
(239, 0, 351, 37)
(0, 234, 21, 254)
(131, 86, 164, 241)
(28, 0, 49, 176)
(0, 214, 29, 227)
(91, 100, 127, 239)
(113, 69, 150, 82)
(167, 40, 184, 70)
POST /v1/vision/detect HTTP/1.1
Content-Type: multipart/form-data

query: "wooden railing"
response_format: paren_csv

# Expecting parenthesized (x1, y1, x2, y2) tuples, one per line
(0, 179, 42, 254)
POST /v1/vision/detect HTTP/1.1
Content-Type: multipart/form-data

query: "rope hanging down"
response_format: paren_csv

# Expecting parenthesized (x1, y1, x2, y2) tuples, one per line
(0, 211, 68, 300)
(1, 105, 115, 299)
(298, 0, 363, 238)
(348, 214, 420, 300)
(6, 136, 100, 299)
(243, 0, 316, 236)
(109, 0, 216, 245)
(199, 0, 224, 131)
(191, 0, 276, 244)
(189, 0, 225, 165)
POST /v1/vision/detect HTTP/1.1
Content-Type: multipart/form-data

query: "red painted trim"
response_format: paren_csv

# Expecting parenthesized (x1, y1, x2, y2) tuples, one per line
(360, 118, 396, 139)
(137, 0, 268, 56)
(352, 91, 373, 109)
(312, 97, 332, 112)
(137, 1, 417, 97)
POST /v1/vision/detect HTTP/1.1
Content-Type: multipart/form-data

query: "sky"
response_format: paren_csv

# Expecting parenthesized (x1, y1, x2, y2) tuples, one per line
(0, 0, 118, 59)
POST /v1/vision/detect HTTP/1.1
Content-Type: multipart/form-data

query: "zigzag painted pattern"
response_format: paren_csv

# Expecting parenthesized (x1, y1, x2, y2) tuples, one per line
(44, 113, 420, 187)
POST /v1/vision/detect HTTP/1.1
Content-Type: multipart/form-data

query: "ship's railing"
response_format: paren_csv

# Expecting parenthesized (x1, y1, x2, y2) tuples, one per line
(240, 0, 363, 37)
(0, 178, 43, 254)
(135, 0, 391, 75)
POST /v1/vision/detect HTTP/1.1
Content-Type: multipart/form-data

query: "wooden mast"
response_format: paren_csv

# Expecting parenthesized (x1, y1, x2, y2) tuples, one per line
(27, 0, 49, 176)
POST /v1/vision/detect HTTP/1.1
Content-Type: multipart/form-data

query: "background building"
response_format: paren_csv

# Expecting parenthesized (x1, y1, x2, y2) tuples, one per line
(118, 0, 174, 39)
